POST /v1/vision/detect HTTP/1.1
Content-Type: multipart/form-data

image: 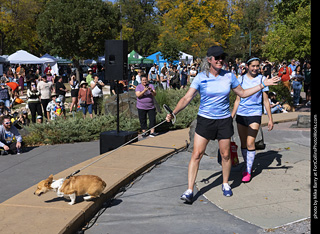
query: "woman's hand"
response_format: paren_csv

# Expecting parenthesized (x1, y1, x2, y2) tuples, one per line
(268, 120, 274, 131)
(264, 76, 281, 86)
(166, 113, 174, 122)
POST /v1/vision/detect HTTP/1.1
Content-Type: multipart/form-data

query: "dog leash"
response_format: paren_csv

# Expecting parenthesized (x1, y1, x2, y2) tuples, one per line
(66, 104, 176, 179)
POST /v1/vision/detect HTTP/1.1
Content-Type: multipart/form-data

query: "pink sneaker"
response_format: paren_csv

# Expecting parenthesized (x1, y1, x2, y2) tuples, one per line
(242, 172, 251, 182)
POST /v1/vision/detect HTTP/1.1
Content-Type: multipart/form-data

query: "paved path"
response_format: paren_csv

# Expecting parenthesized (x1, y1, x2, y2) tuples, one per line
(0, 111, 311, 233)
(85, 151, 261, 234)
(85, 118, 311, 233)
(0, 129, 189, 234)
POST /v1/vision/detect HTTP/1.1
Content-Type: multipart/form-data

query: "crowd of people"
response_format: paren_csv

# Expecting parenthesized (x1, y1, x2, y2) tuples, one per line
(0, 55, 311, 155)
(127, 57, 311, 109)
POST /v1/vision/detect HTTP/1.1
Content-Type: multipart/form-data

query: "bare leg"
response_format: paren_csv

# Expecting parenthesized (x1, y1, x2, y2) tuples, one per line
(187, 133, 209, 191)
(218, 138, 231, 184)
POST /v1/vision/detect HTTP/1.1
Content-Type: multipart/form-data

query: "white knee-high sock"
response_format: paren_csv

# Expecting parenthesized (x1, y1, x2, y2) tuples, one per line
(241, 148, 247, 163)
(246, 150, 256, 173)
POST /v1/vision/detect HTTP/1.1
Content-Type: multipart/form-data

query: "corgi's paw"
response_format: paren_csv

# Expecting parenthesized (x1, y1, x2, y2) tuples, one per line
(83, 196, 92, 201)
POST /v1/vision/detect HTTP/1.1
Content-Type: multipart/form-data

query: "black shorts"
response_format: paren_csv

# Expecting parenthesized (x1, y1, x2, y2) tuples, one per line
(195, 115, 234, 140)
(236, 115, 261, 127)
(71, 89, 79, 98)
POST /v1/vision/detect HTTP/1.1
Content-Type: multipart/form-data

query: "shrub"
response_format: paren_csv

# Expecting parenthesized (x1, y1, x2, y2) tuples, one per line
(24, 88, 202, 146)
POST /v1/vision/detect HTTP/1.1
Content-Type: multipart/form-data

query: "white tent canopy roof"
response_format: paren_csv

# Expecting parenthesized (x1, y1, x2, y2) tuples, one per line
(8, 50, 44, 64)
(179, 51, 193, 64)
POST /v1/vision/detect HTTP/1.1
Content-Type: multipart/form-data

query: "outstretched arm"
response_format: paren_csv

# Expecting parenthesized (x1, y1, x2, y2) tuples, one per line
(232, 76, 280, 98)
(166, 87, 198, 122)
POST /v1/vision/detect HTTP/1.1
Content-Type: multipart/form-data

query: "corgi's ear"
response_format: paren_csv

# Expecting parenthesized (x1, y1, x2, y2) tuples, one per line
(47, 174, 54, 183)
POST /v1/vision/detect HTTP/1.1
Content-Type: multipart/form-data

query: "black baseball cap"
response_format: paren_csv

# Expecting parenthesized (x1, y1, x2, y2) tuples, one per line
(206, 46, 228, 57)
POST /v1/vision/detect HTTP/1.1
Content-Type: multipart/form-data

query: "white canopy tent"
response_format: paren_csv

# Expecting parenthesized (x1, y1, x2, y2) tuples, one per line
(7, 50, 44, 64)
(179, 51, 194, 65)
(40, 53, 59, 76)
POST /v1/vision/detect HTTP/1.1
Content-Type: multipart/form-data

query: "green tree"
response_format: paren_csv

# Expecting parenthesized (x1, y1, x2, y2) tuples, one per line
(225, 0, 276, 60)
(117, 0, 159, 56)
(262, 0, 311, 61)
(156, 0, 240, 58)
(0, 0, 46, 55)
(37, 0, 120, 62)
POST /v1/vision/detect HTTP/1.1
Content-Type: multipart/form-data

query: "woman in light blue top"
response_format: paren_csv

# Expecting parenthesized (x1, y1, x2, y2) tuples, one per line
(231, 57, 273, 183)
(166, 47, 280, 202)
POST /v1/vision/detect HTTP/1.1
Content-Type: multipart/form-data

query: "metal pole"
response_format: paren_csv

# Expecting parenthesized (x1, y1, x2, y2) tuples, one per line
(116, 80, 120, 133)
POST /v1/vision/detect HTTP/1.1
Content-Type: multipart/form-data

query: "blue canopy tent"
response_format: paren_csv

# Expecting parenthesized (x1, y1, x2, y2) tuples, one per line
(146, 51, 179, 72)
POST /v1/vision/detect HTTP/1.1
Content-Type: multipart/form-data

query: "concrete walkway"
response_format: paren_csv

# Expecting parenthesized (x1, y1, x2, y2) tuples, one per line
(0, 129, 189, 234)
(0, 111, 310, 233)
(196, 113, 311, 229)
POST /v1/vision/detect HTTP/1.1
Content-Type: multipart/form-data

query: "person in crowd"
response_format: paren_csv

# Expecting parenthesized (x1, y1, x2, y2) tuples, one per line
(291, 65, 304, 106)
(17, 111, 30, 126)
(7, 67, 14, 80)
(26, 71, 36, 90)
(46, 92, 61, 120)
(148, 67, 158, 89)
(78, 80, 94, 119)
(135, 74, 158, 138)
(180, 66, 188, 89)
(263, 60, 272, 78)
(55, 76, 67, 105)
(0, 82, 11, 109)
(304, 61, 311, 106)
(288, 59, 297, 72)
(36, 115, 43, 124)
(90, 75, 105, 116)
(18, 71, 25, 96)
(189, 65, 198, 84)
(37, 75, 53, 119)
(128, 65, 137, 82)
(160, 65, 168, 90)
(170, 65, 180, 90)
(0, 115, 23, 155)
(69, 75, 79, 112)
(129, 75, 139, 91)
(0, 101, 10, 117)
(44, 64, 53, 82)
(166, 46, 280, 203)
(86, 68, 94, 84)
(278, 60, 292, 91)
(119, 80, 128, 93)
(110, 80, 124, 95)
(268, 92, 288, 114)
(53, 98, 64, 118)
(136, 70, 142, 84)
(27, 82, 43, 123)
(231, 57, 274, 183)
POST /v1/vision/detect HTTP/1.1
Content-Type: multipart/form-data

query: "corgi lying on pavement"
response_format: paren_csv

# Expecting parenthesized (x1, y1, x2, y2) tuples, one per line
(34, 174, 106, 205)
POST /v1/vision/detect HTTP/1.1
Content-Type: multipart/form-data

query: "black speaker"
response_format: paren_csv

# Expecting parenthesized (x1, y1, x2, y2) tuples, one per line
(105, 40, 128, 80)
(100, 130, 138, 155)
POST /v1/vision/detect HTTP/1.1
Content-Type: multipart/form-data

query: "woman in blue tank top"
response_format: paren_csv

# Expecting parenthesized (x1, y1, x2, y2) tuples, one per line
(231, 57, 274, 183)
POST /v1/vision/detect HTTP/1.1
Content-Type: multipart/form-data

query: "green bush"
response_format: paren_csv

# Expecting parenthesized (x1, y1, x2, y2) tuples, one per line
(23, 114, 140, 146)
(23, 88, 199, 146)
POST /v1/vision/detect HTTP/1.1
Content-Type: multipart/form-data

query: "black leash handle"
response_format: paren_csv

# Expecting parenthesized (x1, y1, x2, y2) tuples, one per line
(163, 104, 176, 124)
(66, 170, 80, 179)
(163, 104, 173, 114)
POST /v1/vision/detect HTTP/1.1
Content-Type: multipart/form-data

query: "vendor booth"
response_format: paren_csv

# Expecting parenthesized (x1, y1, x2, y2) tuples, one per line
(7, 50, 44, 64)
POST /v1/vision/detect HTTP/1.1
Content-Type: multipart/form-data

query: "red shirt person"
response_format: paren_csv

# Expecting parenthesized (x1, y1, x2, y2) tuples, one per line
(278, 60, 292, 91)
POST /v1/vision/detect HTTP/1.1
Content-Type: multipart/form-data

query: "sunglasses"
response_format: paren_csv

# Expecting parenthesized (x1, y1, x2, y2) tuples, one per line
(214, 55, 226, 61)
(4, 122, 11, 125)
